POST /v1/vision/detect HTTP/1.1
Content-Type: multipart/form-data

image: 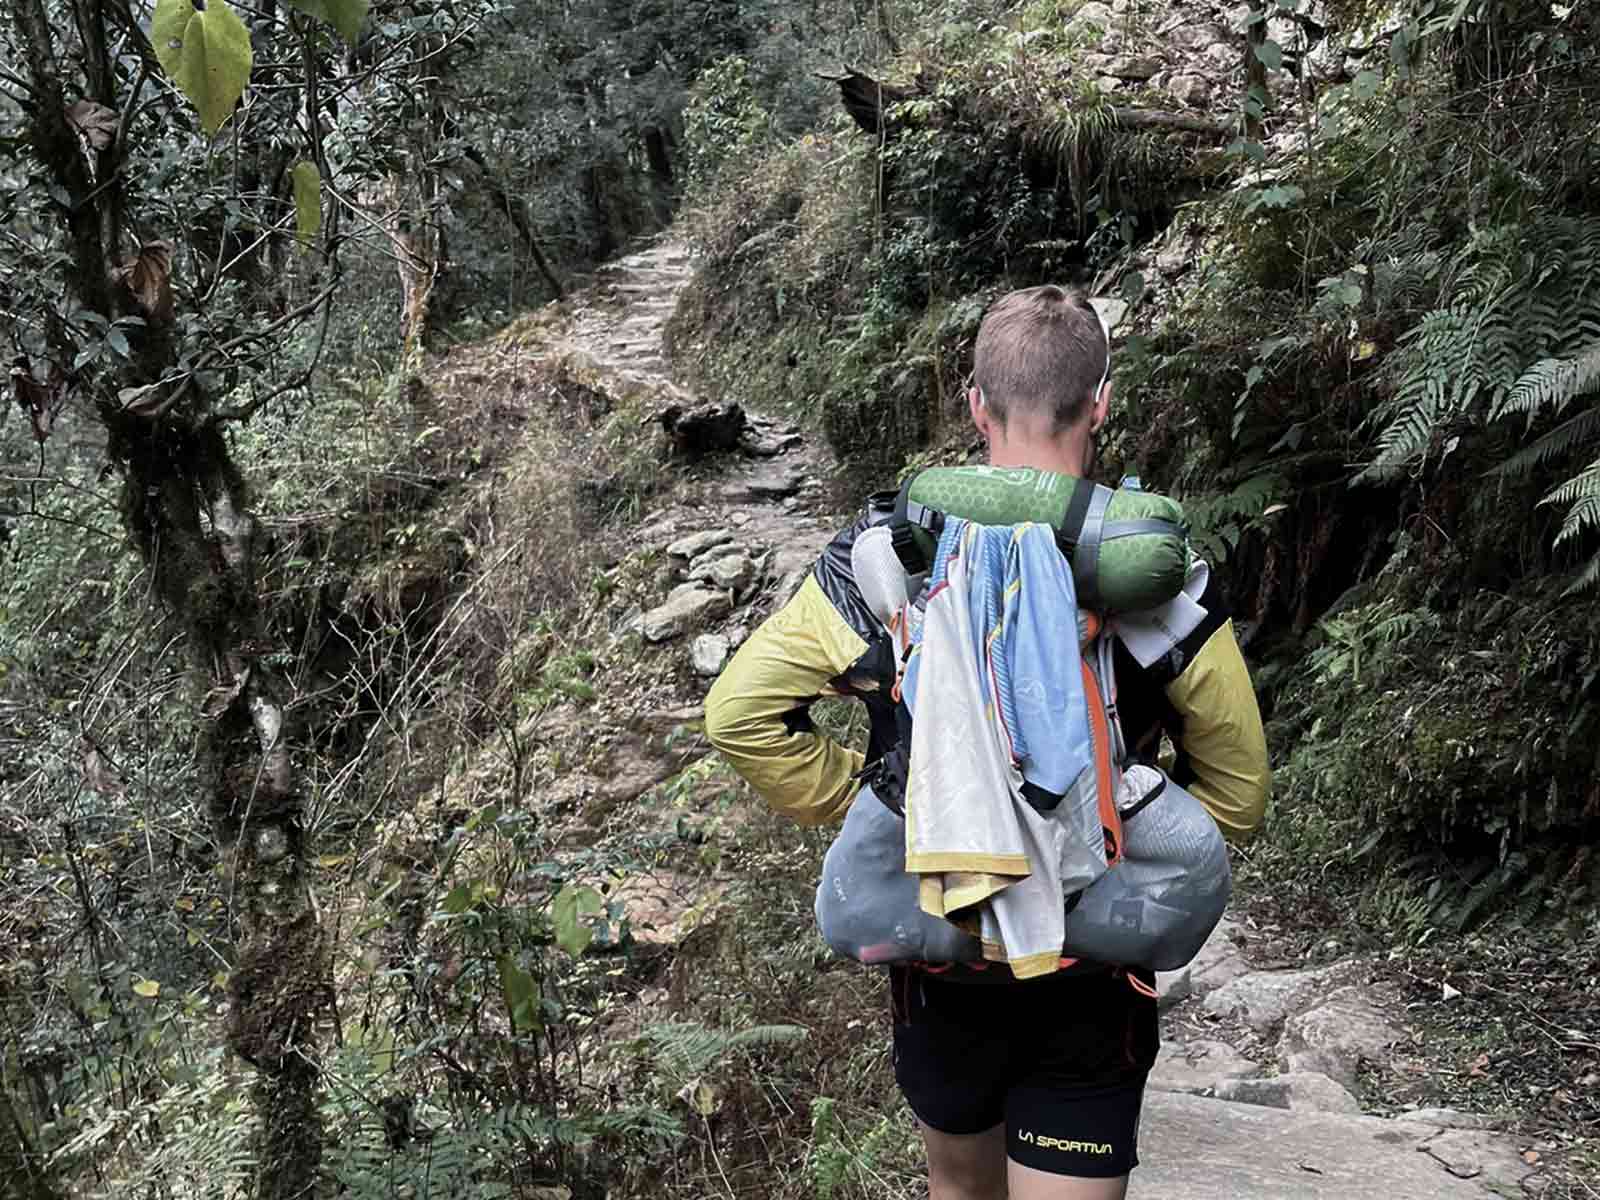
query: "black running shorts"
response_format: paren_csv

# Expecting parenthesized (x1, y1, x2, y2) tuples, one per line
(889, 964, 1159, 1178)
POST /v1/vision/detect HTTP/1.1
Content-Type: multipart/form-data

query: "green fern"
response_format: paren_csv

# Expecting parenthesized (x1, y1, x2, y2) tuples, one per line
(1358, 215, 1600, 485)
(635, 1020, 808, 1085)
(1183, 471, 1286, 565)
(53, 1055, 257, 1200)
(1493, 343, 1600, 427)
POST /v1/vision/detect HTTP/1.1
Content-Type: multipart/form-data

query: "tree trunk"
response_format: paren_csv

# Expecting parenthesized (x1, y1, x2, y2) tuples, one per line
(1244, 2, 1269, 143)
(390, 182, 446, 365)
(13, 2, 327, 1193)
(462, 143, 565, 298)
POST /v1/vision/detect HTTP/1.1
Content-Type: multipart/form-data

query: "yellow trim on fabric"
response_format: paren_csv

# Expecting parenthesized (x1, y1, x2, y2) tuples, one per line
(942, 872, 1013, 913)
(1007, 951, 1064, 979)
(905, 852, 1031, 876)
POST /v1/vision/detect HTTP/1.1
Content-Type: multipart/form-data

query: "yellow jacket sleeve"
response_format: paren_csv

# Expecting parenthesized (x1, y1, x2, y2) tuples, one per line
(704, 574, 869, 825)
(1164, 619, 1271, 843)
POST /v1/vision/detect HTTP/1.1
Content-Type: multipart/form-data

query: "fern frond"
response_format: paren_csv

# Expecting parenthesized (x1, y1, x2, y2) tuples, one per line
(636, 1021, 807, 1082)
(1561, 551, 1600, 595)
(1493, 406, 1600, 478)
(1492, 345, 1600, 423)
(1360, 217, 1600, 483)
(1542, 458, 1600, 515)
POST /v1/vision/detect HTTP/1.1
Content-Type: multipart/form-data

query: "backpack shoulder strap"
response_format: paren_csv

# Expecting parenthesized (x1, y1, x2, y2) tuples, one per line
(889, 475, 945, 573)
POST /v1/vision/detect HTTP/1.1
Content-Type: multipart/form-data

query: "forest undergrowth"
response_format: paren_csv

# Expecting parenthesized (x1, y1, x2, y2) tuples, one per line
(6, 0, 1600, 1195)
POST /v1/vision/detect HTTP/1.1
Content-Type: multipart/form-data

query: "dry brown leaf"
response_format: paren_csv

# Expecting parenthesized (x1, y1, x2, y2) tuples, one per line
(112, 240, 176, 323)
(1522, 1150, 1541, 1165)
(1467, 1052, 1492, 1078)
(66, 99, 118, 150)
(10, 357, 65, 444)
(201, 669, 250, 720)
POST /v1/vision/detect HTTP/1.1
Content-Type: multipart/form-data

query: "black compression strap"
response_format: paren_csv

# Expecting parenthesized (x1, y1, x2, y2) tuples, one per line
(1056, 476, 1098, 552)
(890, 474, 943, 572)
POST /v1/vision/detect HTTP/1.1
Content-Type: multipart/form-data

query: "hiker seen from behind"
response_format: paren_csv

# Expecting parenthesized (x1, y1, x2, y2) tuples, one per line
(705, 284, 1271, 1200)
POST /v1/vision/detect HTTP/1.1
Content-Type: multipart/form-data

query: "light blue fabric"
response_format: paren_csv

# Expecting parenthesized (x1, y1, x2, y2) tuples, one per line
(904, 519, 1093, 804)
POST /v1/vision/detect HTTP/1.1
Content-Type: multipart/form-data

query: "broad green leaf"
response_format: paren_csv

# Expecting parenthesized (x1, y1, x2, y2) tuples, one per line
(152, 0, 253, 135)
(286, 0, 369, 42)
(441, 882, 475, 914)
(497, 954, 543, 1033)
(291, 161, 321, 248)
(132, 978, 161, 998)
(1254, 39, 1283, 70)
(1390, 27, 1413, 79)
(1352, 69, 1381, 100)
(552, 884, 603, 957)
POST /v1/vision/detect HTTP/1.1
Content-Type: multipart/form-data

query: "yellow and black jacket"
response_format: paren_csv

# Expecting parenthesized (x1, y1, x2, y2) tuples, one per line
(705, 490, 1270, 857)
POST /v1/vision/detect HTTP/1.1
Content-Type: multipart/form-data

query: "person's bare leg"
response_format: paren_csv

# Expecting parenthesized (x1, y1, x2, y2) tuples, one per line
(922, 1121, 1008, 1200)
(1007, 1157, 1129, 1200)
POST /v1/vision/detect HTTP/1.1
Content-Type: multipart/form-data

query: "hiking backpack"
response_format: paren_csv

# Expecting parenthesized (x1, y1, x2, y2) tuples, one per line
(813, 466, 1233, 974)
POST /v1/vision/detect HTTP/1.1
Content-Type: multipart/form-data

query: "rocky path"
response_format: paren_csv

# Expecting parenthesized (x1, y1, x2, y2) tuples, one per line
(558, 240, 842, 669)
(551, 237, 1543, 1197)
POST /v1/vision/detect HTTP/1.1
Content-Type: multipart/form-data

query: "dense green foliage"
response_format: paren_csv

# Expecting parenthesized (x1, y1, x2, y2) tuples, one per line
(671, 0, 1600, 872)
(5, 0, 1600, 1195)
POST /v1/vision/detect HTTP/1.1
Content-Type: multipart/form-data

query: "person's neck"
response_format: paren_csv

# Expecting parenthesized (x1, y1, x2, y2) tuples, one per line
(986, 423, 1092, 477)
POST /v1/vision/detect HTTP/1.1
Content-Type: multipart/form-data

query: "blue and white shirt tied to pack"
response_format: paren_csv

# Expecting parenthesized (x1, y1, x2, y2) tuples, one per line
(899, 518, 1109, 978)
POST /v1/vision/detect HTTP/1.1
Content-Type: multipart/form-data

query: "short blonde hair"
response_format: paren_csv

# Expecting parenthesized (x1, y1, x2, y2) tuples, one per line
(972, 285, 1107, 432)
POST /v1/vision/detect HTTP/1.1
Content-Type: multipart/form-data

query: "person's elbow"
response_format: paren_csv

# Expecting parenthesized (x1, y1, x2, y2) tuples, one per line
(703, 669, 745, 762)
(1227, 762, 1271, 843)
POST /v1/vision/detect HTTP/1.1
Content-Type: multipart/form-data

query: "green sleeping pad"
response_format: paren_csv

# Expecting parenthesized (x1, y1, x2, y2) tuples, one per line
(893, 466, 1190, 613)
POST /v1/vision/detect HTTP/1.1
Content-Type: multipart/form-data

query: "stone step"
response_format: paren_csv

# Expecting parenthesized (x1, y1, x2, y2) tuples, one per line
(597, 355, 666, 372)
(1137, 1091, 1533, 1198)
(598, 267, 688, 287)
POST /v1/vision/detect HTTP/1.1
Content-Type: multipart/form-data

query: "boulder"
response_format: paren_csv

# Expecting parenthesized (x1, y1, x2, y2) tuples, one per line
(1397, 1107, 1503, 1131)
(1277, 985, 1402, 1091)
(1070, 2, 1115, 31)
(668, 528, 733, 558)
(1156, 240, 1191, 276)
(1169, 22, 1230, 52)
(1168, 73, 1212, 107)
(641, 588, 730, 642)
(1104, 54, 1162, 80)
(1092, 296, 1130, 332)
(651, 400, 748, 454)
(1214, 1071, 1362, 1115)
(1203, 961, 1365, 1032)
(728, 464, 805, 500)
(1189, 916, 1251, 996)
(690, 634, 730, 677)
(1149, 1038, 1259, 1094)
(688, 550, 756, 591)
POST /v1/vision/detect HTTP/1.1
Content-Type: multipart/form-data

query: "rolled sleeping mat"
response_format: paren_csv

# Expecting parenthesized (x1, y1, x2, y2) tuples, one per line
(1061, 764, 1232, 972)
(896, 466, 1190, 613)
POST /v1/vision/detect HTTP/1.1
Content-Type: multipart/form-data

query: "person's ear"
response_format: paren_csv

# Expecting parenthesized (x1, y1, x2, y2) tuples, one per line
(969, 386, 992, 440)
(1089, 380, 1112, 434)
